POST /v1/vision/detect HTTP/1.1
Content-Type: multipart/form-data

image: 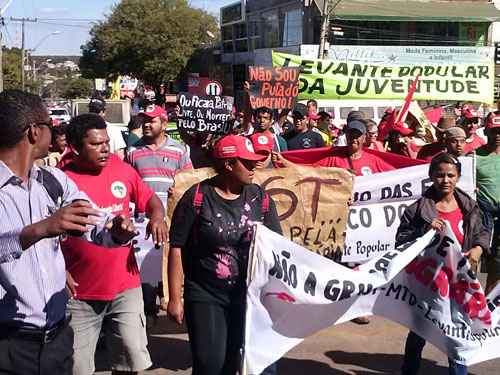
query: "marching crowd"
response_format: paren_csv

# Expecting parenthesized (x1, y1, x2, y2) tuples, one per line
(0, 87, 498, 375)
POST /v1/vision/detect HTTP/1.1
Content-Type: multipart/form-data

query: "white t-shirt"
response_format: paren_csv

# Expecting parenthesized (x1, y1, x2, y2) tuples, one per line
(106, 125, 127, 153)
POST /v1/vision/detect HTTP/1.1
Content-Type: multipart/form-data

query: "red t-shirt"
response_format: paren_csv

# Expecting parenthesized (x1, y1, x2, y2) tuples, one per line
(463, 134, 486, 154)
(438, 207, 464, 246)
(314, 147, 395, 176)
(367, 141, 385, 152)
(60, 156, 154, 300)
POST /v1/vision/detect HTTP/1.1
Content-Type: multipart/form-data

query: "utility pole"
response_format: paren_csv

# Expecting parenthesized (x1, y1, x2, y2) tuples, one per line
(0, 17, 4, 92)
(318, 0, 330, 59)
(318, 0, 342, 59)
(10, 17, 37, 91)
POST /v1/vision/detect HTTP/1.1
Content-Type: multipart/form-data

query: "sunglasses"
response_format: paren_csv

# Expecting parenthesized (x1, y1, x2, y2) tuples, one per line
(24, 119, 53, 131)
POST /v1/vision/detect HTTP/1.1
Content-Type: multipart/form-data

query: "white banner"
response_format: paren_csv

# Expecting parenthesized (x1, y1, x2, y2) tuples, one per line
(245, 224, 500, 374)
(342, 156, 475, 263)
(132, 218, 163, 284)
(300, 45, 494, 65)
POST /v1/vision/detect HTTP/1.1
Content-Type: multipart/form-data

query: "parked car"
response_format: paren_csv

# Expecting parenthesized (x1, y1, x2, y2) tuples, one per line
(49, 107, 71, 123)
(70, 99, 131, 132)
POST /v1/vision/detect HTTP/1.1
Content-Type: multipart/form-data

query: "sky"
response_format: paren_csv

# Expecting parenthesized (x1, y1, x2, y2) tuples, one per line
(0, 0, 234, 56)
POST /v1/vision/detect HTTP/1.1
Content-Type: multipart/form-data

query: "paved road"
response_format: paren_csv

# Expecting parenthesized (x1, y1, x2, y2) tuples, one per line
(95, 314, 500, 374)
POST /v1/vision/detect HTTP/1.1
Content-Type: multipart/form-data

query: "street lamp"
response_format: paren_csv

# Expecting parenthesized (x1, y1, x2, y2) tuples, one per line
(25, 31, 62, 92)
(31, 30, 61, 52)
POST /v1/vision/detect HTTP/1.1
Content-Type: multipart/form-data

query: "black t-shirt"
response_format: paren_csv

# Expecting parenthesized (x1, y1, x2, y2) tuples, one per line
(286, 130, 325, 150)
(170, 178, 282, 305)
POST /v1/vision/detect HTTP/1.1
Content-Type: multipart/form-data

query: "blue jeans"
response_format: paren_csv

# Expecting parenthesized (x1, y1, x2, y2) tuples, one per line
(401, 331, 467, 375)
(477, 195, 500, 255)
(477, 195, 500, 291)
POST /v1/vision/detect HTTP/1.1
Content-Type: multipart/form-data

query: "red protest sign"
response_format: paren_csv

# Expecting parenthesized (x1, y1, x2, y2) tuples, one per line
(248, 66, 300, 110)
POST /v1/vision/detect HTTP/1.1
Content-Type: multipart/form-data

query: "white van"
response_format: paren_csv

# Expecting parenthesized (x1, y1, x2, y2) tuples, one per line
(71, 99, 131, 131)
(299, 99, 402, 127)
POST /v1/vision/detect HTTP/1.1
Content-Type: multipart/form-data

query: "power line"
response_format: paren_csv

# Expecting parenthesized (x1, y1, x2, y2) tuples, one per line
(36, 21, 93, 29)
(37, 18, 101, 22)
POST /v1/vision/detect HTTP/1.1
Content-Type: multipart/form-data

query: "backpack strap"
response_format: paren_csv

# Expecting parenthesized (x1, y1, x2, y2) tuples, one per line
(261, 192, 270, 214)
(39, 167, 64, 206)
(259, 187, 270, 222)
(193, 183, 204, 216)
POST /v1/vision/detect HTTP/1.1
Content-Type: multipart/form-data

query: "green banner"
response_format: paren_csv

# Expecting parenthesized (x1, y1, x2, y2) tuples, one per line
(272, 51, 494, 103)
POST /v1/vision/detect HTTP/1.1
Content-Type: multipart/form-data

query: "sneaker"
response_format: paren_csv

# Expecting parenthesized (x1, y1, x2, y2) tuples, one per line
(159, 298, 168, 312)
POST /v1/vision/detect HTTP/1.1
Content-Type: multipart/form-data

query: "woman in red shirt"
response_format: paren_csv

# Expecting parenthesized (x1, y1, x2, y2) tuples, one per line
(364, 120, 385, 152)
(396, 153, 489, 375)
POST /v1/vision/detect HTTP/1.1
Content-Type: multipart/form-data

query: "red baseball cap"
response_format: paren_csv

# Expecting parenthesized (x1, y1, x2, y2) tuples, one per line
(307, 111, 321, 120)
(213, 135, 267, 161)
(140, 104, 168, 121)
(462, 105, 478, 119)
(249, 131, 274, 155)
(486, 114, 500, 129)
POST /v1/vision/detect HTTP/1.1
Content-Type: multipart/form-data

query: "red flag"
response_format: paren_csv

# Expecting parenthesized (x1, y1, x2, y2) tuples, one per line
(281, 147, 426, 170)
(396, 75, 420, 124)
(424, 107, 443, 124)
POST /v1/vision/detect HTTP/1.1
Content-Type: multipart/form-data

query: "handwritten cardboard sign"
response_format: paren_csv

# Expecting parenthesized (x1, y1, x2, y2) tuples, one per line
(177, 93, 234, 135)
(162, 165, 352, 299)
(166, 164, 353, 259)
(248, 66, 300, 110)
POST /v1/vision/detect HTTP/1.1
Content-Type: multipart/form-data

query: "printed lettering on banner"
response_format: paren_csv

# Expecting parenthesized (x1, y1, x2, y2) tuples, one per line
(272, 52, 494, 103)
(342, 156, 475, 263)
(299, 45, 495, 65)
(244, 224, 500, 374)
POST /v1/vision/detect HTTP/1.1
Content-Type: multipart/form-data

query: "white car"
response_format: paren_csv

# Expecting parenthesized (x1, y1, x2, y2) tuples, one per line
(49, 107, 71, 123)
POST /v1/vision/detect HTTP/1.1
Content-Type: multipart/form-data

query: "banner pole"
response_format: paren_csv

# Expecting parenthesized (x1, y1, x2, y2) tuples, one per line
(241, 224, 260, 375)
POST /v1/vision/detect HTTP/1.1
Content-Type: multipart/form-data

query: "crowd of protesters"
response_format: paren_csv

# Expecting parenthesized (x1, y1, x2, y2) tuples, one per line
(0, 85, 499, 375)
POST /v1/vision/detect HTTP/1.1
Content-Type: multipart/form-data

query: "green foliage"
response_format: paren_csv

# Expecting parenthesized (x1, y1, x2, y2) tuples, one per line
(80, 0, 219, 87)
(61, 77, 94, 99)
(2, 48, 22, 90)
(42, 77, 93, 99)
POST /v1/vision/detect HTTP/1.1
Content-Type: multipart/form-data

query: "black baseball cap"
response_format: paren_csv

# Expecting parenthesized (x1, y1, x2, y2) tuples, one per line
(89, 98, 106, 113)
(345, 120, 367, 134)
(292, 103, 308, 119)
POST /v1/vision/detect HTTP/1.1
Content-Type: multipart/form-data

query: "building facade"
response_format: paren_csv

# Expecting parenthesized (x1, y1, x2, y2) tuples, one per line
(220, 0, 500, 106)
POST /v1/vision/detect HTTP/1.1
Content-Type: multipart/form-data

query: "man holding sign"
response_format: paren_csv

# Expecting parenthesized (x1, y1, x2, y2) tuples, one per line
(314, 120, 394, 176)
(286, 108, 325, 151)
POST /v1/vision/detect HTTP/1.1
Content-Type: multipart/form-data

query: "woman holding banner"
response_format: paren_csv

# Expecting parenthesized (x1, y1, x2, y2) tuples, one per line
(396, 153, 489, 375)
(167, 135, 282, 375)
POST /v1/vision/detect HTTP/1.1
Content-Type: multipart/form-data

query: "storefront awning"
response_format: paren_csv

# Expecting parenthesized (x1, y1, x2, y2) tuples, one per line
(313, 0, 500, 22)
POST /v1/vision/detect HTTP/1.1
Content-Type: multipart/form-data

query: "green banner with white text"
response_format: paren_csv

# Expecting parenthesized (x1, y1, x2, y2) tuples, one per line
(272, 51, 494, 103)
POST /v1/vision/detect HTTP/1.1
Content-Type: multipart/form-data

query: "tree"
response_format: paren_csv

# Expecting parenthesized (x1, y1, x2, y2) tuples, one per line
(80, 0, 219, 88)
(2, 48, 22, 90)
(61, 77, 94, 99)
(42, 77, 93, 99)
